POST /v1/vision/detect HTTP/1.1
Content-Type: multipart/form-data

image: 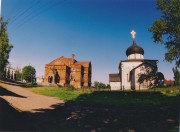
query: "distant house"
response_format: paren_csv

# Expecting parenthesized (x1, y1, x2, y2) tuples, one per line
(5, 66, 18, 80)
(36, 76, 44, 83)
(163, 80, 174, 87)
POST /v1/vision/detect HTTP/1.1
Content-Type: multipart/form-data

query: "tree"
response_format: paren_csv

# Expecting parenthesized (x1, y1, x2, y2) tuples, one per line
(172, 67, 180, 85)
(156, 72, 165, 81)
(154, 72, 165, 87)
(94, 81, 108, 89)
(14, 69, 22, 81)
(0, 18, 13, 78)
(137, 66, 158, 87)
(148, 0, 180, 67)
(22, 65, 36, 83)
(106, 84, 111, 89)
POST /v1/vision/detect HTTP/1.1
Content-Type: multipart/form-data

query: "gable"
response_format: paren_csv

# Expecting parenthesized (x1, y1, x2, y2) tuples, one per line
(131, 61, 157, 72)
(47, 56, 67, 66)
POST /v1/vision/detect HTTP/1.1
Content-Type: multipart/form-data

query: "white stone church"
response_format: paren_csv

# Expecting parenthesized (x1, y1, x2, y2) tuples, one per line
(109, 30, 158, 90)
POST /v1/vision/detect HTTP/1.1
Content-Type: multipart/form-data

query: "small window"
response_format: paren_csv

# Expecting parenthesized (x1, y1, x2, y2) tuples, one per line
(127, 74, 129, 82)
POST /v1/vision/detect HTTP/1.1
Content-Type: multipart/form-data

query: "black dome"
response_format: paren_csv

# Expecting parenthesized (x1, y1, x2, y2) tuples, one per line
(126, 41, 144, 56)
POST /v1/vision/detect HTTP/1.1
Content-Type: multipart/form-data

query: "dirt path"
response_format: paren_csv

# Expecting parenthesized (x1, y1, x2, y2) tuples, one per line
(0, 82, 64, 113)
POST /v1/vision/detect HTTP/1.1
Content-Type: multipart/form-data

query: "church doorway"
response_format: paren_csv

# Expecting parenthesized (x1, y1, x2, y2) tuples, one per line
(48, 76, 53, 83)
(54, 70, 60, 84)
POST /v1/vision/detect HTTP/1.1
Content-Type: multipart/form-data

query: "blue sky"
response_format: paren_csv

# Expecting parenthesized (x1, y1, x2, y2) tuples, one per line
(2, 0, 175, 84)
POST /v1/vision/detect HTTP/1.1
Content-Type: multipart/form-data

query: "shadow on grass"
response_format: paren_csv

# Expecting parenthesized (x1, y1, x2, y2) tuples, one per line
(0, 89, 179, 131)
(75, 91, 180, 106)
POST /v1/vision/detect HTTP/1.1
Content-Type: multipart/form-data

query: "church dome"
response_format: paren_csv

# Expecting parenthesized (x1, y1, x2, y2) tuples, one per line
(126, 41, 144, 56)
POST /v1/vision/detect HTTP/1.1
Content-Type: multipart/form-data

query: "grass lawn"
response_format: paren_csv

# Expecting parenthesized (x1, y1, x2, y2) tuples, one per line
(1, 81, 179, 131)
(28, 85, 180, 107)
(28, 86, 92, 101)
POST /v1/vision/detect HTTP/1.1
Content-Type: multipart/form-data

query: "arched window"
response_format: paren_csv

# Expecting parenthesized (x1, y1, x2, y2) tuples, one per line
(48, 76, 51, 83)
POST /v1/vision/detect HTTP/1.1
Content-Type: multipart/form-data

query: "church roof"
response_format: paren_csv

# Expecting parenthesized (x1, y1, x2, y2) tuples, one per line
(109, 73, 121, 82)
(126, 41, 144, 56)
(46, 55, 91, 69)
(46, 56, 76, 66)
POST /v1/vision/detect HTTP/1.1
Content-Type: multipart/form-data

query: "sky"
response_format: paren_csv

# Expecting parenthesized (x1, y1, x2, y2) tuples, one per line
(2, 0, 175, 84)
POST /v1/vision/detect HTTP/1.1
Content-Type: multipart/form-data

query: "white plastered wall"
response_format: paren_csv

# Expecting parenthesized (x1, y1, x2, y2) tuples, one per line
(128, 54, 144, 60)
(110, 82, 121, 90)
(121, 61, 143, 90)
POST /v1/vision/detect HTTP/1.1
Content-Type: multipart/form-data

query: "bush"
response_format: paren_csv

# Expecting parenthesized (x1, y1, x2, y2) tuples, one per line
(94, 81, 108, 89)
(66, 84, 75, 91)
(24, 83, 38, 88)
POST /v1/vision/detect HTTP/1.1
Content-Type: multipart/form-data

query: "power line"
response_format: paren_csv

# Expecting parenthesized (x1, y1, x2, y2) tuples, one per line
(12, 0, 65, 32)
(5, 0, 36, 20)
(10, 0, 42, 26)
(12, 0, 55, 30)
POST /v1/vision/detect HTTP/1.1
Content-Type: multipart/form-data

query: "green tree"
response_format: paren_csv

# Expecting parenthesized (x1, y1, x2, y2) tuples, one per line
(138, 66, 158, 87)
(172, 67, 180, 85)
(0, 18, 13, 78)
(22, 65, 36, 83)
(94, 81, 107, 89)
(14, 69, 22, 81)
(106, 84, 111, 89)
(148, 0, 180, 67)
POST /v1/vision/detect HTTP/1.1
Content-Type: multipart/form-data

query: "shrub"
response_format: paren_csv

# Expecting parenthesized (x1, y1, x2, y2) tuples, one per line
(66, 84, 75, 91)
(94, 81, 108, 89)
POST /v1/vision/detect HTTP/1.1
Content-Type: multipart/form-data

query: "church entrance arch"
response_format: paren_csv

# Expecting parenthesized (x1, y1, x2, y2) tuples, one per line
(54, 70, 60, 84)
(48, 76, 53, 83)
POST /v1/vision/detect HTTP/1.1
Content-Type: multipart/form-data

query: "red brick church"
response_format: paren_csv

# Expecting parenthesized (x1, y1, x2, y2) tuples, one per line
(44, 54, 92, 87)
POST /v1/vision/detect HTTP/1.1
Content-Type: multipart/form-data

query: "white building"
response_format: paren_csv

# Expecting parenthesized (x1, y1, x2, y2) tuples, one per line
(109, 30, 158, 90)
(36, 76, 44, 83)
(5, 66, 16, 80)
